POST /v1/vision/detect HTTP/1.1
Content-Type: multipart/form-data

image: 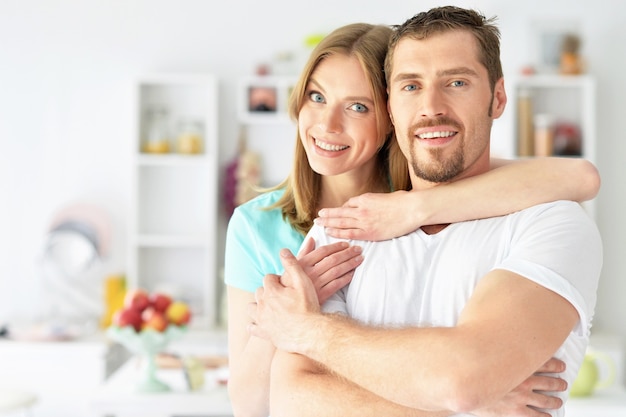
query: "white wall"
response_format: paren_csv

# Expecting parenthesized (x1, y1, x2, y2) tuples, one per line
(1, 0, 624, 351)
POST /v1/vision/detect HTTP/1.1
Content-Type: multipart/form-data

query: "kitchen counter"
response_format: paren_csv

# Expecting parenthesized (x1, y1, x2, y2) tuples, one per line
(565, 385, 626, 417)
(91, 358, 232, 417)
(91, 328, 231, 417)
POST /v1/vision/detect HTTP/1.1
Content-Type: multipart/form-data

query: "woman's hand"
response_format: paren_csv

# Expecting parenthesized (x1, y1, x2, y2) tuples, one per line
(473, 357, 567, 417)
(316, 191, 421, 241)
(295, 238, 363, 304)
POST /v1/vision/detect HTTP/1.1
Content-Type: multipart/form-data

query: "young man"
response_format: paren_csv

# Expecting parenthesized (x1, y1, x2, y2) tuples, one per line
(249, 6, 603, 417)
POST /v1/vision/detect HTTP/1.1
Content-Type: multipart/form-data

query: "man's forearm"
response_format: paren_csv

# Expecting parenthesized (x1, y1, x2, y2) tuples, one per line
(270, 350, 449, 417)
(295, 313, 507, 412)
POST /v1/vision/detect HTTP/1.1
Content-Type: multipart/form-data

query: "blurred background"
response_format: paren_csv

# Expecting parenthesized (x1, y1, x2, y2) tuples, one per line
(0, 0, 625, 413)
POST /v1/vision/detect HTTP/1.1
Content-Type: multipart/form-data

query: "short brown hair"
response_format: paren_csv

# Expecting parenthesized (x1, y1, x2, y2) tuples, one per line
(384, 6, 503, 92)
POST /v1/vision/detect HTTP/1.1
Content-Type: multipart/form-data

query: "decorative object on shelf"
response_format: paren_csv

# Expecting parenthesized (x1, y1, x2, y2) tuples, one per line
(553, 120, 582, 156)
(516, 88, 534, 156)
(107, 288, 192, 392)
(531, 19, 581, 74)
(560, 33, 584, 75)
(570, 350, 616, 397)
(533, 113, 555, 157)
(223, 127, 262, 218)
(248, 86, 278, 113)
(142, 107, 171, 154)
(175, 119, 204, 154)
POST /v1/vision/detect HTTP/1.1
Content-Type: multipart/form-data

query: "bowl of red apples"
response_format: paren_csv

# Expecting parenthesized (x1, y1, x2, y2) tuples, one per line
(107, 288, 192, 392)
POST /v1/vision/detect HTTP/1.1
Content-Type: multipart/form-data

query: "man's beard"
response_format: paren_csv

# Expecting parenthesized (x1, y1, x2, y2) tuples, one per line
(406, 116, 465, 183)
(409, 143, 464, 183)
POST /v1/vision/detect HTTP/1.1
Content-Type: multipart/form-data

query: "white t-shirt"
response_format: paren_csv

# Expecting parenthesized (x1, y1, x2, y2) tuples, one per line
(309, 201, 603, 417)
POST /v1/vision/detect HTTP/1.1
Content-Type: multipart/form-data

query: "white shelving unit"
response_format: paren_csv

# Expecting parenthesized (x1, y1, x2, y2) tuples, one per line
(511, 74, 597, 218)
(129, 73, 219, 329)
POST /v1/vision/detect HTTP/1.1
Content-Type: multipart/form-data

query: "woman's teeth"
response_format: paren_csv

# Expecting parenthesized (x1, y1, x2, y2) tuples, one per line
(315, 139, 349, 151)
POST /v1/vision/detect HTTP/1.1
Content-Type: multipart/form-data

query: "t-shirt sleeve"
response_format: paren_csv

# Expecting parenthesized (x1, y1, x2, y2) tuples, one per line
(497, 201, 603, 337)
(224, 207, 265, 293)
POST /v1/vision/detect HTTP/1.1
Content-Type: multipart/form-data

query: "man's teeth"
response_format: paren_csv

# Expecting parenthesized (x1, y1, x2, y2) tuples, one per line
(418, 131, 455, 139)
(315, 139, 348, 151)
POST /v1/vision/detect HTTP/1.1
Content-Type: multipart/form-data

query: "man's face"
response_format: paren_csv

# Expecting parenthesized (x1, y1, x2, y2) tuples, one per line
(387, 30, 506, 186)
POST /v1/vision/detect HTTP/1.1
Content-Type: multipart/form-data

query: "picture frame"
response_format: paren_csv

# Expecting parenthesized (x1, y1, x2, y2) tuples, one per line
(238, 76, 297, 124)
(248, 86, 278, 113)
(531, 19, 581, 73)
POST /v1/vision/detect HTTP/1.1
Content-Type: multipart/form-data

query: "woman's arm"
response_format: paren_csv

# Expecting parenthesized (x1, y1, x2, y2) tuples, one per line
(316, 157, 600, 240)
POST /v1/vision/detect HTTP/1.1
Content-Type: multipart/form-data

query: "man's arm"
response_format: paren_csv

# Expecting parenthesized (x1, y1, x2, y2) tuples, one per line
(251, 250, 578, 413)
(270, 349, 449, 417)
(270, 331, 566, 417)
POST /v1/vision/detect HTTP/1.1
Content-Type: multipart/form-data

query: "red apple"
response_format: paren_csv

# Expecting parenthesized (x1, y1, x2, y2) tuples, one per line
(112, 307, 142, 332)
(149, 292, 173, 313)
(124, 288, 150, 312)
(142, 308, 168, 332)
(166, 301, 191, 325)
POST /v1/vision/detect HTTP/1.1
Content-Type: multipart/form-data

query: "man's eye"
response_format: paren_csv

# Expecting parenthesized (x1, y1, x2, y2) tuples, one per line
(350, 103, 368, 113)
(451, 80, 466, 87)
(309, 92, 325, 103)
(403, 84, 417, 92)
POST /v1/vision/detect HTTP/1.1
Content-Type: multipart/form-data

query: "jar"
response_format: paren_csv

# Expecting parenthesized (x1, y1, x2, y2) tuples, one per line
(142, 107, 171, 154)
(175, 120, 204, 154)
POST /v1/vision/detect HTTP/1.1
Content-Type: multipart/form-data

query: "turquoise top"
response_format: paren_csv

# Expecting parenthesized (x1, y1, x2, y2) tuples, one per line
(224, 189, 305, 293)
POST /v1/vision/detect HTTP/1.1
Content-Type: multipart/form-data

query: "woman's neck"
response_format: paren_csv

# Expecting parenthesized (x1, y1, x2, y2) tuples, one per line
(318, 171, 388, 211)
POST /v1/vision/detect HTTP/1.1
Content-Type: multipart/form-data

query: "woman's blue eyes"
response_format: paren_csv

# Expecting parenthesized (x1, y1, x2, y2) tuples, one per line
(308, 92, 368, 113)
(310, 92, 325, 103)
(350, 103, 367, 113)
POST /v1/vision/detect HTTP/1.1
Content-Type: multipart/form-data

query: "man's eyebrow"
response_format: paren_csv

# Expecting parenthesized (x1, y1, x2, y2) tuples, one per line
(391, 67, 479, 83)
(437, 67, 479, 77)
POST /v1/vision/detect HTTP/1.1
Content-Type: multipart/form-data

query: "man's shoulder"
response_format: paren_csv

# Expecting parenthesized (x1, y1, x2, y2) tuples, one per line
(517, 200, 594, 223)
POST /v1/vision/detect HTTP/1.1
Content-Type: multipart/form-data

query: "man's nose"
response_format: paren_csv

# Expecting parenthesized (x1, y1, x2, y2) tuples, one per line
(419, 88, 447, 118)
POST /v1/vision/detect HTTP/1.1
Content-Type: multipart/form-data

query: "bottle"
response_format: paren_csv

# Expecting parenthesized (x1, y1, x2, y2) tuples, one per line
(142, 107, 171, 154)
(517, 88, 534, 157)
(533, 113, 555, 157)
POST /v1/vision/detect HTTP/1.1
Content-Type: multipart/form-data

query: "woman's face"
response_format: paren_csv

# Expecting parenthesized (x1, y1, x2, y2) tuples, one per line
(298, 54, 381, 180)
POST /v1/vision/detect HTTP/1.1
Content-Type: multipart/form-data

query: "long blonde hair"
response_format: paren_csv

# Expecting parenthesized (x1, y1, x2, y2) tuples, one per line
(268, 23, 410, 236)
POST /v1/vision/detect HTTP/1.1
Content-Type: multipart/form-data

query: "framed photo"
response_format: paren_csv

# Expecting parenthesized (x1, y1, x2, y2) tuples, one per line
(531, 19, 581, 73)
(248, 86, 277, 113)
(238, 76, 297, 124)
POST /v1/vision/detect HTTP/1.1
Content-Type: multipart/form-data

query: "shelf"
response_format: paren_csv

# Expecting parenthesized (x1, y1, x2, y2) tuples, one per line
(129, 73, 219, 329)
(516, 74, 594, 88)
(136, 154, 212, 167)
(511, 74, 597, 219)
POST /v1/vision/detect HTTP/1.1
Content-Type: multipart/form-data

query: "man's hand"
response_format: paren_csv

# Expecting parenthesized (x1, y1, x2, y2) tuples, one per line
(297, 238, 362, 304)
(316, 191, 418, 241)
(248, 248, 321, 353)
(474, 357, 567, 417)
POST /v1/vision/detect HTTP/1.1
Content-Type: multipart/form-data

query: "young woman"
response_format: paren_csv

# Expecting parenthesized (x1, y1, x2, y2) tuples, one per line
(225, 23, 599, 417)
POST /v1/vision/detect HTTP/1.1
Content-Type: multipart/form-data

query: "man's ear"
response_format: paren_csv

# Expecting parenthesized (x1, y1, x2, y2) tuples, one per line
(491, 78, 507, 119)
